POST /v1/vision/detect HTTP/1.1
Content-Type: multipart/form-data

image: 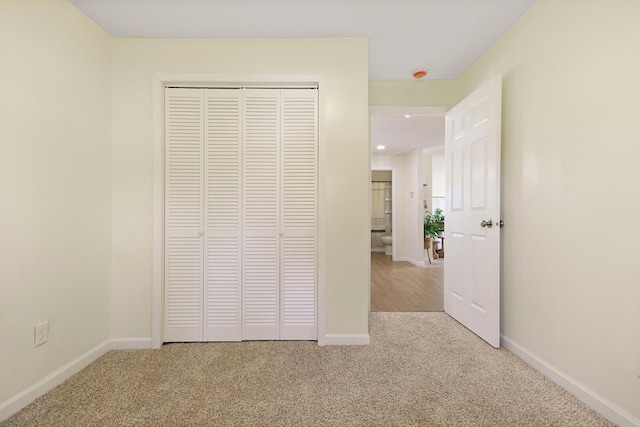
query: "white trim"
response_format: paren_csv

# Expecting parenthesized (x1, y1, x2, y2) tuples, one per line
(152, 73, 326, 347)
(322, 334, 370, 346)
(110, 337, 153, 350)
(0, 340, 110, 422)
(395, 256, 426, 267)
(502, 335, 640, 427)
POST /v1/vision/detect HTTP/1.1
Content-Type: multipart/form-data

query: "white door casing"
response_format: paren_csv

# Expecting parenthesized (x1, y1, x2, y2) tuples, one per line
(444, 75, 502, 348)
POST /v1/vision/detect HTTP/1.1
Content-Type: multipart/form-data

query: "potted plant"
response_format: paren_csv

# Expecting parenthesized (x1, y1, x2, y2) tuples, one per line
(424, 208, 445, 256)
(424, 208, 444, 240)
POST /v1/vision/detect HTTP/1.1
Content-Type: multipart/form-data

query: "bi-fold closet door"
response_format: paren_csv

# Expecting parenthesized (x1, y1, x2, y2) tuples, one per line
(164, 87, 317, 342)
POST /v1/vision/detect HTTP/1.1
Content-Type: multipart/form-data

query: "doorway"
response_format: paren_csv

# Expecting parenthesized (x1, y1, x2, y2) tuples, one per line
(369, 106, 446, 312)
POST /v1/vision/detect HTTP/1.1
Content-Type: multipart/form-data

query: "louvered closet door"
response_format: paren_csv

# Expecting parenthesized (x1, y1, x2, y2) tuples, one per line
(164, 88, 204, 342)
(280, 89, 318, 340)
(242, 89, 281, 340)
(203, 90, 242, 341)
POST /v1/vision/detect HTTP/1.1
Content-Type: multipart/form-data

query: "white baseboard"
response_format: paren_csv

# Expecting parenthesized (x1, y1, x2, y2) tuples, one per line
(110, 337, 153, 350)
(0, 337, 154, 422)
(0, 340, 110, 422)
(395, 256, 425, 267)
(502, 335, 640, 427)
(323, 334, 370, 345)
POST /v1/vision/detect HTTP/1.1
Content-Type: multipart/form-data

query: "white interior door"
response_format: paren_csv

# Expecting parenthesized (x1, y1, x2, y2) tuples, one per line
(280, 89, 318, 340)
(444, 75, 502, 348)
(203, 89, 242, 341)
(164, 88, 204, 342)
(242, 89, 281, 340)
(165, 87, 318, 343)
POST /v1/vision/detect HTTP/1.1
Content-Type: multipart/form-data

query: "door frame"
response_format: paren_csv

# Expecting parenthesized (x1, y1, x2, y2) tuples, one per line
(151, 73, 326, 348)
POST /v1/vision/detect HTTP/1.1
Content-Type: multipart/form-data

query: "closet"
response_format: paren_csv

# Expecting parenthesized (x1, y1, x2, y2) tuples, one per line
(164, 87, 318, 342)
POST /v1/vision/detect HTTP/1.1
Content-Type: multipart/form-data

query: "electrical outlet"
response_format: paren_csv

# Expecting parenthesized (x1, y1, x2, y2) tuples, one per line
(34, 321, 49, 347)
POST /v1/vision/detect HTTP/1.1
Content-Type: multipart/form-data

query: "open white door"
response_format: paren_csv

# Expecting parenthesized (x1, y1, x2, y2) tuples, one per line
(444, 75, 502, 348)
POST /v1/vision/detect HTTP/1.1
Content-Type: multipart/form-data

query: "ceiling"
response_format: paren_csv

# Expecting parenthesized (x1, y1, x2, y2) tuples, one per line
(69, 0, 537, 81)
(371, 114, 445, 156)
(69, 0, 537, 156)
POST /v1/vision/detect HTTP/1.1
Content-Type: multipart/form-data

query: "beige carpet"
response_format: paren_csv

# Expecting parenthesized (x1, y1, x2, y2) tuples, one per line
(2, 313, 612, 426)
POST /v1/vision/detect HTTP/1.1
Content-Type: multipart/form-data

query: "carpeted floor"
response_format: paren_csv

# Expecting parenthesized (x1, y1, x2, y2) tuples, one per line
(2, 313, 612, 426)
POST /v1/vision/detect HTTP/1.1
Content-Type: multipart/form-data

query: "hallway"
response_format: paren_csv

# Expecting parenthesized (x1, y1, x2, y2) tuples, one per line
(371, 252, 443, 312)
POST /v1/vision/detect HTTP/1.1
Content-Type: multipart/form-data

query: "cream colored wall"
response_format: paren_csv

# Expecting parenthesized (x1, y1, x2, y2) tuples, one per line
(457, 0, 640, 419)
(0, 0, 112, 404)
(369, 80, 457, 108)
(110, 38, 370, 340)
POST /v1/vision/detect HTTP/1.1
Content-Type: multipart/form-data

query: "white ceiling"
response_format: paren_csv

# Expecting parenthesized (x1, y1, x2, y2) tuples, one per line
(69, 0, 537, 156)
(69, 0, 537, 81)
(371, 114, 445, 156)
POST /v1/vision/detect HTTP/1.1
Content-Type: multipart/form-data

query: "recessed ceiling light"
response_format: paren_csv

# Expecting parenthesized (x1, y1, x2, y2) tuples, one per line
(376, 145, 386, 150)
(404, 115, 411, 118)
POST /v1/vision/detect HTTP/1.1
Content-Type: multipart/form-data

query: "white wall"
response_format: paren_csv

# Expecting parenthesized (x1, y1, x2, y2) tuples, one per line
(458, 0, 640, 421)
(0, 0, 112, 405)
(431, 152, 445, 198)
(372, 152, 424, 265)
(110, 38, 370, 341)
(406, 149, 425, 264)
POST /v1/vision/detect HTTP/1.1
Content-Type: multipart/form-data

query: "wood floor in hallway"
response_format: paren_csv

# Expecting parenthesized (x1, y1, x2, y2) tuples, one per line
(371, 252, 444, 312)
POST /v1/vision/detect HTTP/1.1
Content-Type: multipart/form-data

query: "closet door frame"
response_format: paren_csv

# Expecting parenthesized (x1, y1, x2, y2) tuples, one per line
(151, 74, 326, 348)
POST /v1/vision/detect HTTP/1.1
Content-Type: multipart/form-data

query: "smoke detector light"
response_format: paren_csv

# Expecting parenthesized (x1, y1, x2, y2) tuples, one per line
(412, 69, 427, 79)
(376, 145, 386, 150)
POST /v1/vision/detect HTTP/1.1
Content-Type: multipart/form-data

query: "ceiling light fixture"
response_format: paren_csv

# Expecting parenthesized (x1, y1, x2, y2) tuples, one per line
(412, 69, 427, 79)
(404, 114, 411, 118)
(376, 145, 386, 150)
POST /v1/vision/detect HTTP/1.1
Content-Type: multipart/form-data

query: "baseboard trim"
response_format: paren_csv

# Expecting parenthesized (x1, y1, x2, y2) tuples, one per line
(502, 335, 640, 427)
(110, 337, 153, 350)
(395, 257, 425, 267)
(323, 334, 370, 345)
(0, 340, 111, 422)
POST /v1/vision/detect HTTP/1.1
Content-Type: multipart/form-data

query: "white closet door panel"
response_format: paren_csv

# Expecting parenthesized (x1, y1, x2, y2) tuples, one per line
(242, 89, 280, 340)
(165, 88, 204, 342)
(204, 90, 242, 341)
(280, 89, 317, 339)
(242, 236, 279, 340)
(243, 89, 279, 231)
(204, 235, 241, 341)
(281, 236, 316, 339)
(281, 89, 318, 230)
